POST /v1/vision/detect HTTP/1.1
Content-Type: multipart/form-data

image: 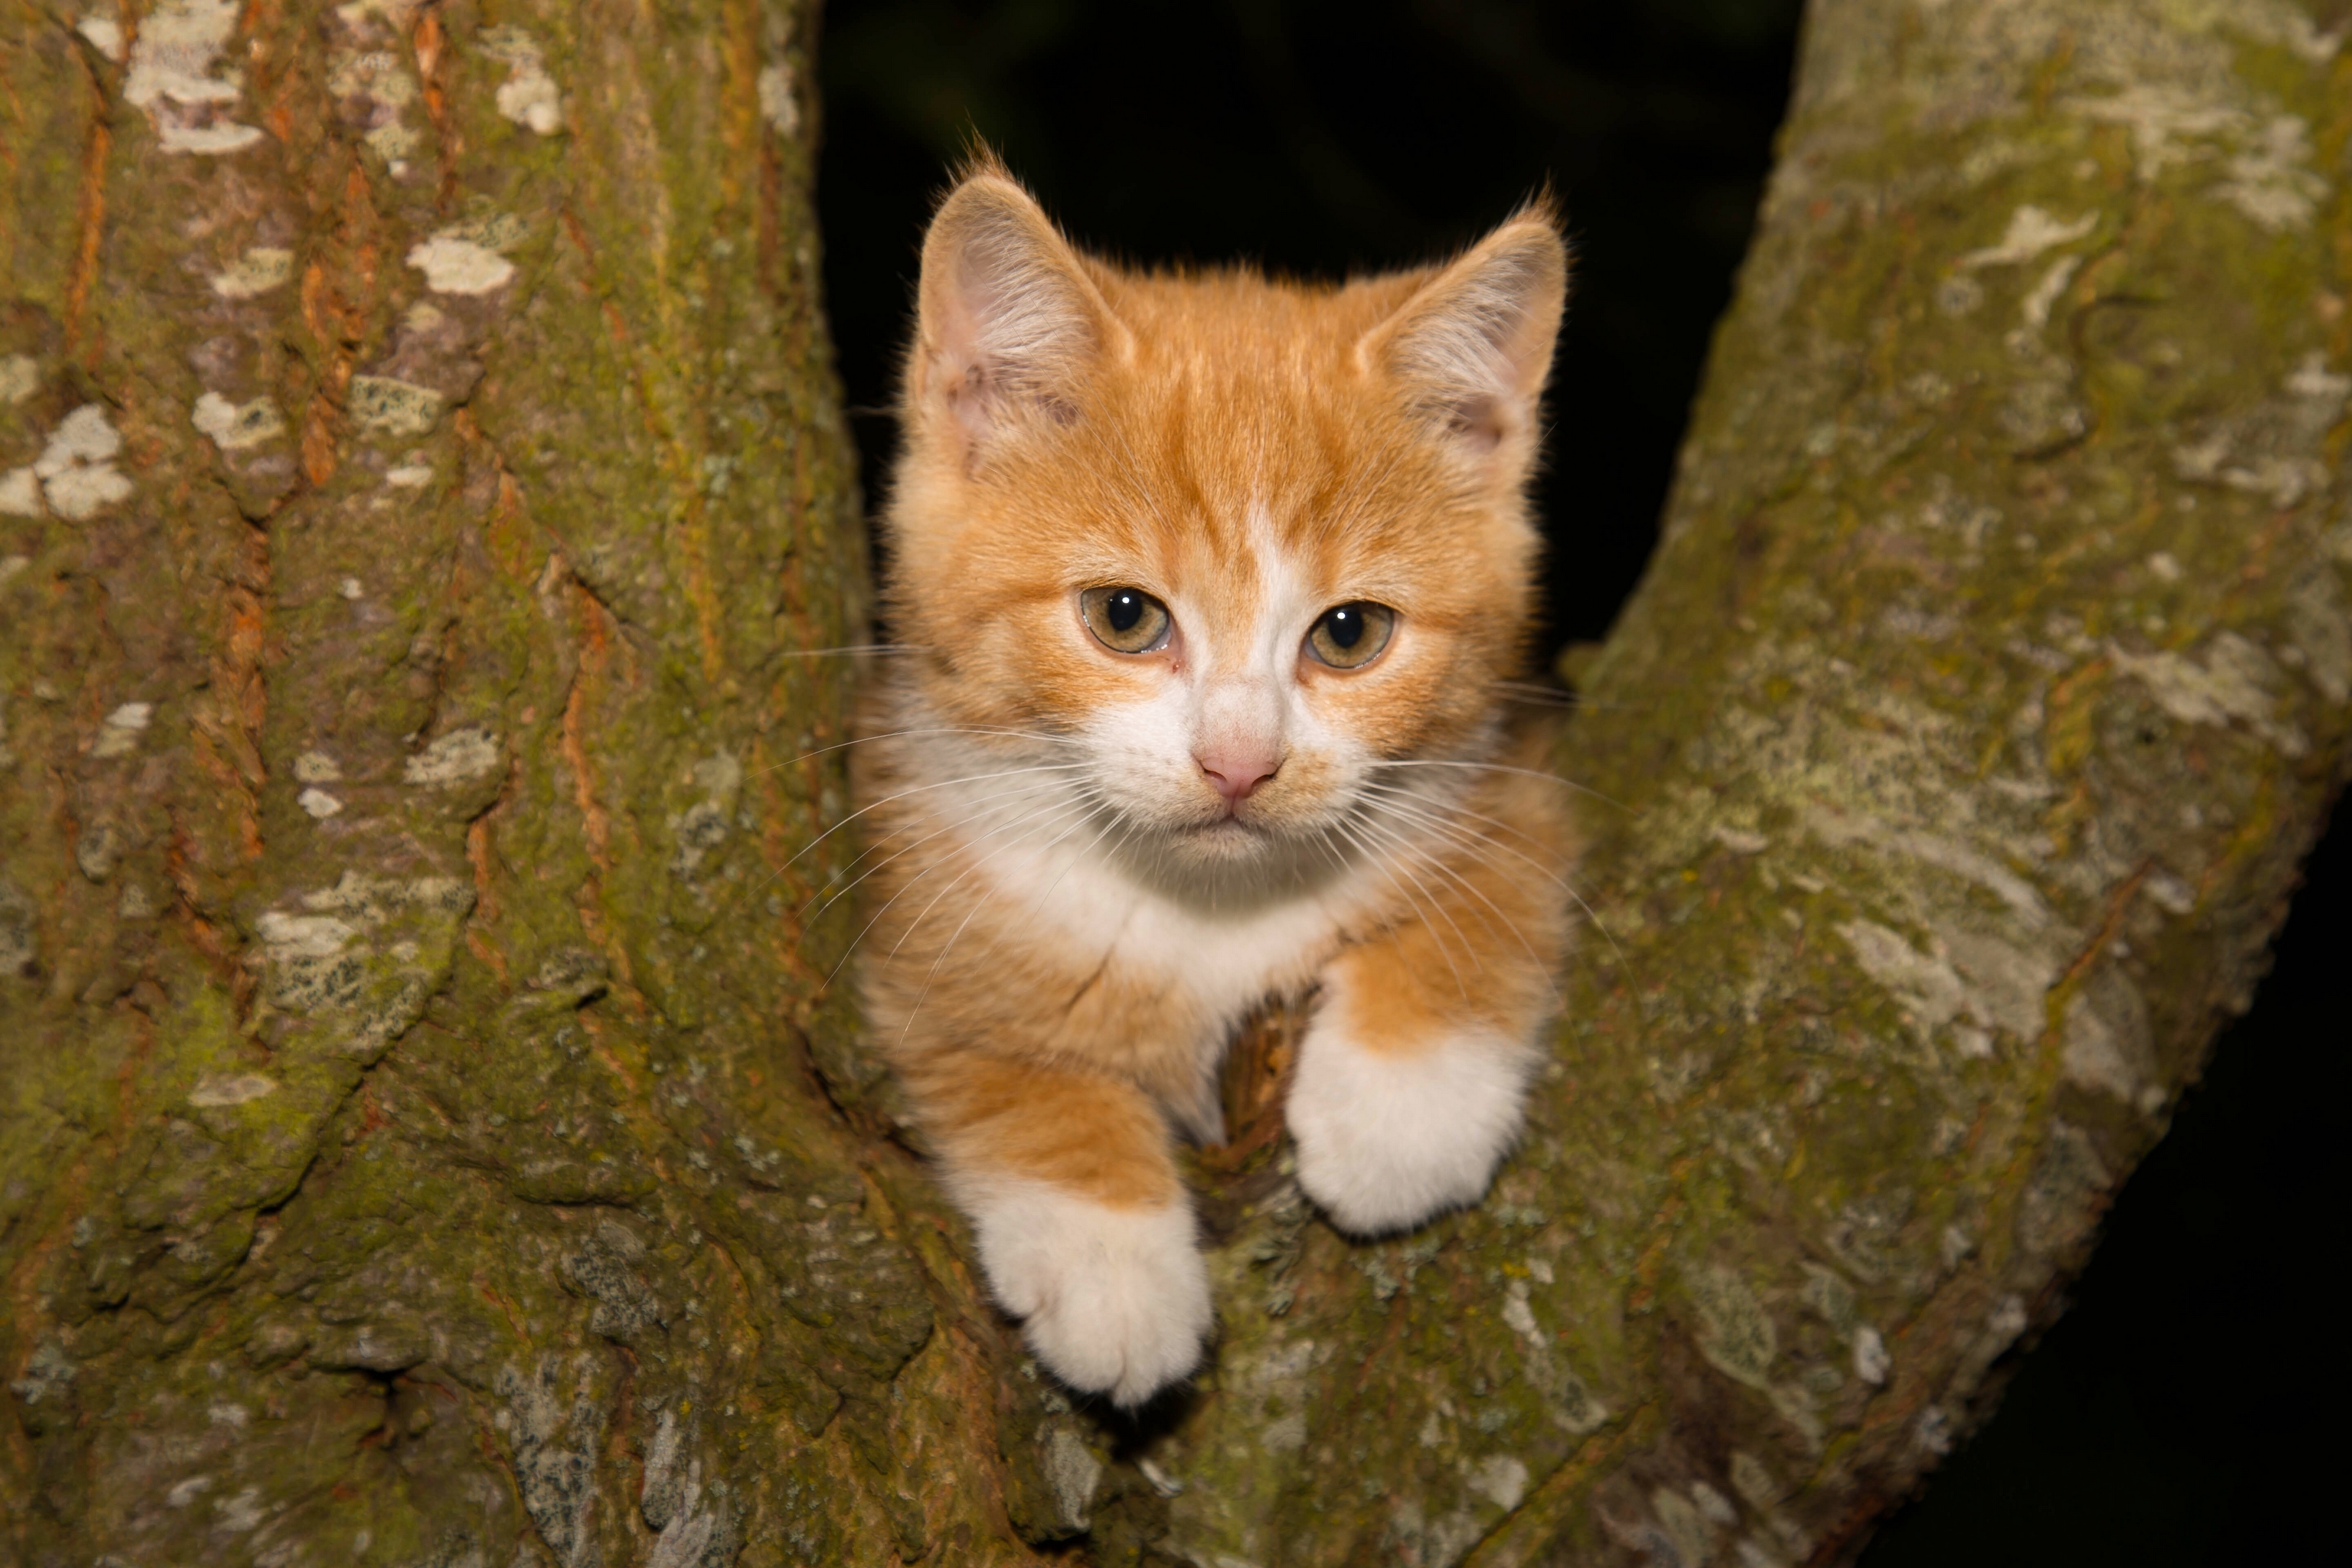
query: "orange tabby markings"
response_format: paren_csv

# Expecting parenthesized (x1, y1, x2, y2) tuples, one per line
(851, 155, 1576, 1407)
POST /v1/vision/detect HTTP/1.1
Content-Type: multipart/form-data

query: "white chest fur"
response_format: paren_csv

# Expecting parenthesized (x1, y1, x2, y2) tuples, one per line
(913, 768, 1397, 1036)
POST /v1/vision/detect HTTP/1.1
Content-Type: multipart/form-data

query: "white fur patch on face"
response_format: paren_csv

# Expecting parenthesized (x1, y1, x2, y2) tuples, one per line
(1078, 502, 1377, 855)
(956, 1175, 1213, 1407)
(1286, 1017, 1533, 1237)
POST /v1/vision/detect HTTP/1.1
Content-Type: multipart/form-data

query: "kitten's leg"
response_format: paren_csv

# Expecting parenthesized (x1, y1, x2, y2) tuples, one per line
(909, 1052, 1211, 1407)
(1288, 841, 1564, 1237)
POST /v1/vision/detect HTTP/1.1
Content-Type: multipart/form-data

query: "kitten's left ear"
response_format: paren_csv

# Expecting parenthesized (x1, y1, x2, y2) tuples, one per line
(1362, 208, 1569, 473)
(909, 163, 1120, 461)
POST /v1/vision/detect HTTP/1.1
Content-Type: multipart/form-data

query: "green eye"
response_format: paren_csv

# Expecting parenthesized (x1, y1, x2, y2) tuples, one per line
(1080, 585, 1173, 654)
(1306, 602, 1396, 669)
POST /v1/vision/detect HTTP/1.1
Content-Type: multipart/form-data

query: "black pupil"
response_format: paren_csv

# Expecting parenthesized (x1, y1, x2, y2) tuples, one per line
(1326, 607, 1363, 648)
(1107, 592, 1143, 633)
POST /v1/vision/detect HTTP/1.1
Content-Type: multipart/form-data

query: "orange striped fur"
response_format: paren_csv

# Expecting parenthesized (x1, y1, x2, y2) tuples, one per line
(850, 159, 1576, 1406)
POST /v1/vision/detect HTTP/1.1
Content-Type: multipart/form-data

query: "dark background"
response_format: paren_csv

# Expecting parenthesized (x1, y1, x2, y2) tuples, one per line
(811, 3, 2351, 1561)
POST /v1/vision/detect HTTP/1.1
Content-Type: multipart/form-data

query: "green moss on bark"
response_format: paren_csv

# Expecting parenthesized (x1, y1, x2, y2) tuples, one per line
(5, 2, 2348, 1565)
(2, 2, 1034, 1563)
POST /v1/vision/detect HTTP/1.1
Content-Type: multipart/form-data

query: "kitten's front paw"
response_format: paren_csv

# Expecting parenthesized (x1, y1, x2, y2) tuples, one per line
(1287, 1024, 1531, 1236)
(964, 1179, 1212, 1407)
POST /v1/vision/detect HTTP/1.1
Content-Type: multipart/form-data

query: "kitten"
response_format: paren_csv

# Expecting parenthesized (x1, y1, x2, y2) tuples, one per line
(851, 160, 1574, 1407)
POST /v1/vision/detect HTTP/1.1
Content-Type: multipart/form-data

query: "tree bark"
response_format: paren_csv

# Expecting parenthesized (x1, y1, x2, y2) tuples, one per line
(3, 2, 2347, 1567)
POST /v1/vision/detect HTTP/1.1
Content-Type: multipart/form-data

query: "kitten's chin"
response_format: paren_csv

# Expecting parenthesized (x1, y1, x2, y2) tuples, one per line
(1168, 816, 1273, 862)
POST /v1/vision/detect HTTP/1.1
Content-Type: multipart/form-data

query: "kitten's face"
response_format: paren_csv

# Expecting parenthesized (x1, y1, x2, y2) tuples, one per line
(886, 171, 1565, 875)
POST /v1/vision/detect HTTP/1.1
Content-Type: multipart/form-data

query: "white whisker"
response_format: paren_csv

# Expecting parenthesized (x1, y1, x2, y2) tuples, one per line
(1368, 757, 1631, 814)
(901, 798, 1127, 1034)
(1325, 814, 1473, 999)
(797, 777, 1073, 926)
(826, 792, 1088, 988)
(1358, 781, 1622, 963)
(745, 725, 1089, 785)
(784, 761, 1091, 868)
(1350, 808, 1564, 1008)
(771, 643, 935, 659)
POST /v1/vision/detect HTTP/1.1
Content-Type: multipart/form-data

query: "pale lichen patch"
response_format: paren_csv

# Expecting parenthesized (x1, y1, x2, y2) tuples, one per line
(210, 246, 295, 299)
(1651, 1486, 1723, 1567)
(2112, 632, 2306, 756)
(2213, 115, 2326, 231)
(1690, 1266, 1776, 1391)
(1837, 919, 1999, 1054)
(482, 27, 564, 135)
(327, 45, 421, 167)
(296, 788, 344, 820)
(2285, 352, 2351, 406)
(191, 391, 285, 452)
(255, 911, 359, 961)
(1499, 1280, 1544, 1348)
(93, 701, 154, 759)
(1258, 1411, 1308, 1454)
(292, 751, 342, 783)
(1852, 1326, 1889, 1386)
(402, 727, 500, 787)
(757, 63, 799, 135)
(1041, 1426, 1103, 1531)
(2017, 254, 2081, 330)
(76, 823, 123, 881)
(405, 234, 516, 296)
(0, 353, 37, 403)
(348, 376, 444, 436)
(1469, 1454, 1529, 1512)
(2059, 985, 2154, 1105)
(1954, 204, 2097, 270)
(671, 751, 745, 878)
(123, 0, 265, 156)
(75, 14, 123, 60)
(2068, 84, 2245, 178)
(189, 1075, 279, 1109)
(2221, 3, 2347, 63)
(252, 874, 472, 1065)
(0, 469, 39, 517)
(34, 404, 133, 521)
(2065, 84, 2326, 232)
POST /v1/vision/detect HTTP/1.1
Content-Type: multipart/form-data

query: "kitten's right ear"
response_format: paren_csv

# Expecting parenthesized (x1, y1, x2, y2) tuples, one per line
(1360, 208, 1569, 478)
(910, 169, 1114, 459)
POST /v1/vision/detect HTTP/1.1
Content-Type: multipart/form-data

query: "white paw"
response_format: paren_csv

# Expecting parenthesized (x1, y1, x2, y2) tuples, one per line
(960, 1177, 1212, 1407)
(1286, 1024, 1531, 1236)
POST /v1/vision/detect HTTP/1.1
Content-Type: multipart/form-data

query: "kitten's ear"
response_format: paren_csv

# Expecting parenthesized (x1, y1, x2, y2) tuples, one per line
(1363, 208, 1569, 471)
(910, 167, 1115, 457)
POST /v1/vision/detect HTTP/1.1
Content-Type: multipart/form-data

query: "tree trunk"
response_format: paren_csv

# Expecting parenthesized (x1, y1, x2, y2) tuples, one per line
(3, 2, 2345, 1567)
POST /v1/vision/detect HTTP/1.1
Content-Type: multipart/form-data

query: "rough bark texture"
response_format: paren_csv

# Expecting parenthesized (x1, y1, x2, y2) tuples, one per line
(1, 2, 2347, 1567)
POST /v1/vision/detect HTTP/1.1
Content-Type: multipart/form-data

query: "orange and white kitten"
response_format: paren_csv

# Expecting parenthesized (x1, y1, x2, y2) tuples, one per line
(853, 163, 1574, 1407)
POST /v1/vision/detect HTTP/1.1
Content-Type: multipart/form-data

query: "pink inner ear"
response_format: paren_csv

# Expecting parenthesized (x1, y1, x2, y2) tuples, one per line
(913, 179, 1107, 456)
(936, 352, 998, 448)
(1445, 393, 1509, 453)
(1374, 221, 1567, 465)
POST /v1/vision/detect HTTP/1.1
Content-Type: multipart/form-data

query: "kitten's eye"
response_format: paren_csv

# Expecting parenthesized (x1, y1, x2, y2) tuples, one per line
(1079, 586, 1173, 654)
(1306, 602, 1396, 670)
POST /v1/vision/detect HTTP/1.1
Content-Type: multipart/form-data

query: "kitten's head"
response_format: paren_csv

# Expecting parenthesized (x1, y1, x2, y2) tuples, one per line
(883, 159, 1567, 873)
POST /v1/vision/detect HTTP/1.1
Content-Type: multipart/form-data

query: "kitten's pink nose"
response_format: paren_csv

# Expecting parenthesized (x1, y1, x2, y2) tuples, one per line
(1198, 749, 1279, 804)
